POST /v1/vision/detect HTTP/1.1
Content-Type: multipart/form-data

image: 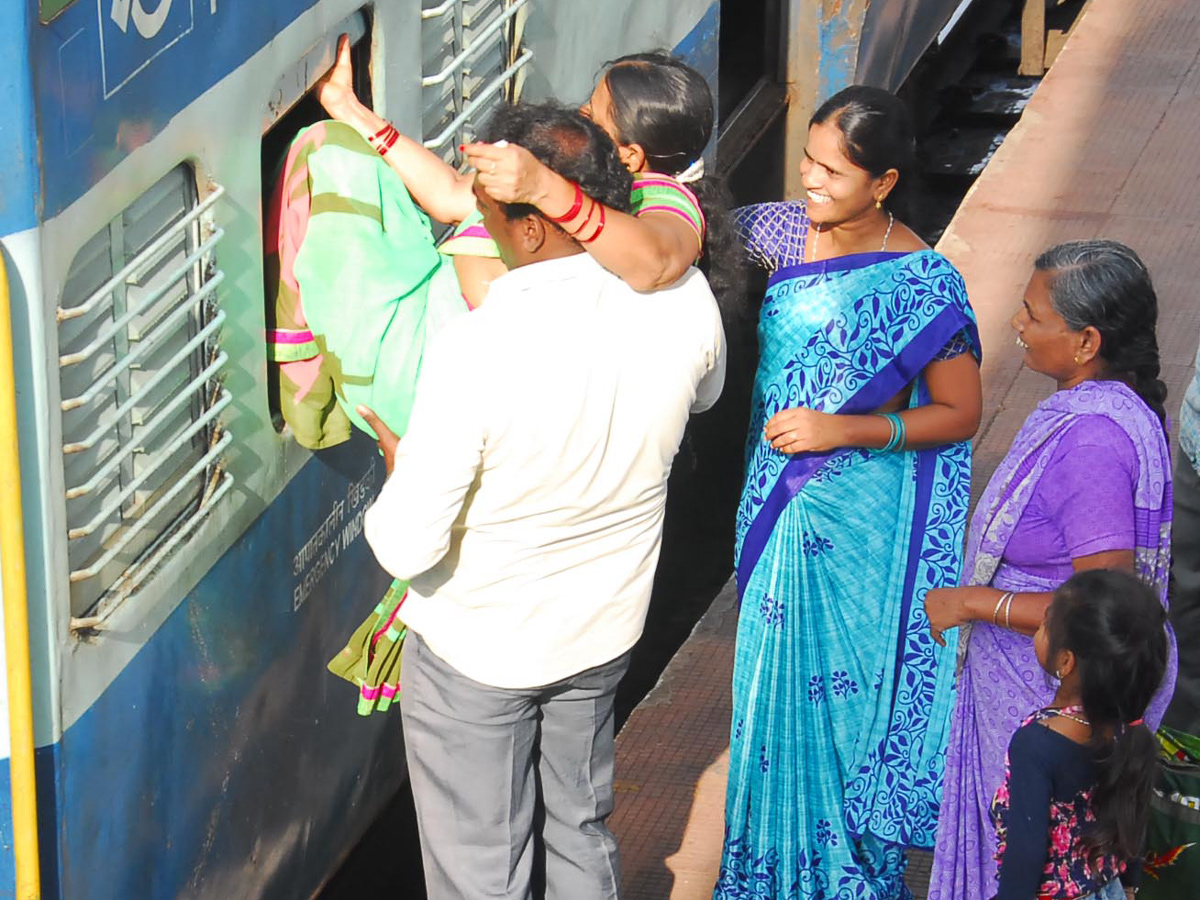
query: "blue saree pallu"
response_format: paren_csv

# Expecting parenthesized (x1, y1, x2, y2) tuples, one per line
(716, 251, 979, 899)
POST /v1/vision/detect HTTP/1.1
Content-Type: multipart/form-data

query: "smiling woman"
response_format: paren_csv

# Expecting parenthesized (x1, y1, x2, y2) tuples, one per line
(714, 85, 983, 900)
(1011, 269, 1106, 388)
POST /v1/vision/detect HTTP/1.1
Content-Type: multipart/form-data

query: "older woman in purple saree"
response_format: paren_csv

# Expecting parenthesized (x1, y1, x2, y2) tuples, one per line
(925, 240, 1178, 900)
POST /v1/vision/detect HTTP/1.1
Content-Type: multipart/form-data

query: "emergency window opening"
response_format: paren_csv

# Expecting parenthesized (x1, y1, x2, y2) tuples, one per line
(262, 30, 372, 435)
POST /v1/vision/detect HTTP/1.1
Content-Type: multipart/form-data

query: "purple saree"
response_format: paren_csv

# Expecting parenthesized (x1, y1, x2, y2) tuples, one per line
(927, 380, 1176, 900)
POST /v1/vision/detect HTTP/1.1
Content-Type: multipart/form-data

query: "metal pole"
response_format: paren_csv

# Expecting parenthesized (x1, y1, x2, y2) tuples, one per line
(0, 250, 42, 899)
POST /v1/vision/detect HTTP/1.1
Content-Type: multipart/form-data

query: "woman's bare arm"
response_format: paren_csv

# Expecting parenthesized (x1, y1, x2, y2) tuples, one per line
(317, 35, 475, 224)
(764, 351, 982, 455)
(466, 142, 700, 291)
(924, 549, 1136, 645)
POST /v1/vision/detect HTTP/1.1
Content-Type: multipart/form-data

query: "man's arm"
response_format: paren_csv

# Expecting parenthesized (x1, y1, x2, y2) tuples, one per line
(363, 332, 484, 581)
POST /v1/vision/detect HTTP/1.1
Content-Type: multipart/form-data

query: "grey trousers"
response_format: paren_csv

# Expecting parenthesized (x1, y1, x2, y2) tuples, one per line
(1167, 448, 1200, 733)
(399, 632, 630, 900)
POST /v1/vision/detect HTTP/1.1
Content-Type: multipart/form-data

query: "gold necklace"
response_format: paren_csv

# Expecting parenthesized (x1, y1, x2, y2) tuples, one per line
(808, 211, 895, 262)
(1052, 707, 1090, 727)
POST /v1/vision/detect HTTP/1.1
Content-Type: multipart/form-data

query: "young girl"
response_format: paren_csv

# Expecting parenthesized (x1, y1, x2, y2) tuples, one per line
(991, 569, 1169, 899)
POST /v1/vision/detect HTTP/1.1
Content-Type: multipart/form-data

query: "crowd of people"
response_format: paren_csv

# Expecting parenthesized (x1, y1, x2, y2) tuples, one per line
(275, 36, 1195, 900)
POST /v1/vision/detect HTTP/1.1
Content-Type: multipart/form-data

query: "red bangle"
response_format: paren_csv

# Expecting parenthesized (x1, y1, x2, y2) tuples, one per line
(567, 198, 597, 236)
(369, 124, 399, 156)
(546, 182, 584, 223)
(579, 203, 607, 243)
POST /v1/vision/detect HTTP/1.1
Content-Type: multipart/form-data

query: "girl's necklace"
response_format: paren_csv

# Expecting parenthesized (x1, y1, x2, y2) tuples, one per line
(808, 211, 895, 262)
(1052, 707, 1090, 727)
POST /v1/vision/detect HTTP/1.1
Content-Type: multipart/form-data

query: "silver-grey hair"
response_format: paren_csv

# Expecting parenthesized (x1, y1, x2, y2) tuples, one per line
(1034, 240, 1166, 428)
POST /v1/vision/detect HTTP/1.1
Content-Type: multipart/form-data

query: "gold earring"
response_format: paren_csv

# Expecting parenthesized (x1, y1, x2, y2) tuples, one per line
(1074, 353, 1083, 365)
(875, 198, 883, 209)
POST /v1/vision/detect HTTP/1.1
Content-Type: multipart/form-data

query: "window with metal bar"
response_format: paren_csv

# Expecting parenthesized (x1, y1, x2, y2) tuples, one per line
(57, 164, 232, 619)
(420, 0, 534, 160)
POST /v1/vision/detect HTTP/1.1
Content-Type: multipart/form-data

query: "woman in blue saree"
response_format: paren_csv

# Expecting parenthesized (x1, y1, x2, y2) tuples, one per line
(715, 87, 982, 899)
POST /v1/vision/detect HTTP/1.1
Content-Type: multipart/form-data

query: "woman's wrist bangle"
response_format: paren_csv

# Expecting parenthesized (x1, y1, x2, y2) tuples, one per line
(368, 122, 399, 156)
(546, 181, 585, 224)
(579, 203, 607, 243)
(567, 198, 597, 236)
(1003, 592, 1015, 630)
(876, 412, 905, 451)
(991, 591, 1008, 626)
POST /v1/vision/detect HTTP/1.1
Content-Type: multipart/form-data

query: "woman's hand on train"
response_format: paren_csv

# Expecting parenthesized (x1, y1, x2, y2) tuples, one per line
(764, 407, 845, 454)
(357, 405, 400, 476)
(464, 141, 552, 206)
(316, 34, 359, 121)
(924, 586, 984, 647)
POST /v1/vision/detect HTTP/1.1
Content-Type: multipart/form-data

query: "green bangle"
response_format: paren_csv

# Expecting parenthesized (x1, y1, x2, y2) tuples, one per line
(878, 412, 904, 451)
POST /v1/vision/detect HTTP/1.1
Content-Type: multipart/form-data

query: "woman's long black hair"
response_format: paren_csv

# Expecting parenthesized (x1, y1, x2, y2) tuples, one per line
(601, 52, 743, 316)
(1046, 569, 1168, 862)
(1035, 240, 1169, 432)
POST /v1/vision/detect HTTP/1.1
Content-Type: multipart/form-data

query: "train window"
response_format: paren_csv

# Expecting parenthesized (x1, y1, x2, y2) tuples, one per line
(57, 164, 231, 620)
(420, 0, 534, 161)
(262, 24, 373, 436)
(263, 3, 532, 441)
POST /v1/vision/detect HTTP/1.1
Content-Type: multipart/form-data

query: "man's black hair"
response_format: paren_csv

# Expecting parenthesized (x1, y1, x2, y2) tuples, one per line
(482, 102, 633, 222)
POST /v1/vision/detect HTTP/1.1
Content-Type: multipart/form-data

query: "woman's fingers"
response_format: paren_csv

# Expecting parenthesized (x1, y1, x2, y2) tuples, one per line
(770, 433, 804, 452)
(765, 409, 811, 452)
(463, 142, 540, 203)
(316, 34, 356, 115)
(923, 589, 960, 646)
(763, 410, 797, 441)
(334, 33, 352, 70)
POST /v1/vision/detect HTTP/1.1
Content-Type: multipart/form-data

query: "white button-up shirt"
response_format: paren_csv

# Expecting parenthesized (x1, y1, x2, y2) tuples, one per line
(364, 252, 725, 688)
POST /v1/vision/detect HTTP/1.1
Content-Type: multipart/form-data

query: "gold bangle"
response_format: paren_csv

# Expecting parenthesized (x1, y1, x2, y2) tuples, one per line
(1004, 592, 1015, 630)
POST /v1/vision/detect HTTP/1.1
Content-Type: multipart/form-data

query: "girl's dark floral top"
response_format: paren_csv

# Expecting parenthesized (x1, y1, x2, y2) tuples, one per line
(989, 706, 1133, 899)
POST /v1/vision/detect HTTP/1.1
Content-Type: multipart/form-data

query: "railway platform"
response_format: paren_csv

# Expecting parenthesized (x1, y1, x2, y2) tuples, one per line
(609, 0, 1200, 896)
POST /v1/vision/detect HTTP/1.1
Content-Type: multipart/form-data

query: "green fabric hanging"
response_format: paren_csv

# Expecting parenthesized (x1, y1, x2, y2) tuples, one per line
(327, 579, 409, 716)
(294, 122, 465, 438)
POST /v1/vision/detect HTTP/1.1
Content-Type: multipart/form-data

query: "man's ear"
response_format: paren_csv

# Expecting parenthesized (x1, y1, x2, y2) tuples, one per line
(521, 213, 548, 255)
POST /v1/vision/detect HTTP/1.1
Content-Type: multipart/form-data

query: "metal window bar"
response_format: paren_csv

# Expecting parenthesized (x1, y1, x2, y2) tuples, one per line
(420, 0, 531, 88)
(59, 227, 224, 367)
(69, 468, 235, 627)
(421, 0, 532, 160)
(61, 310, 225, 452)
(66, 378, 231, 501)
(68, 430, 233, 583)
(421, 0, 458, 19)
(56, 186, 224, 323)
(59, 275, 224, 413)
(423, 48, 532, 150)
(107, 469, 234, 604)
(59, 171, 231, 611)
(67, 389, 232, 539)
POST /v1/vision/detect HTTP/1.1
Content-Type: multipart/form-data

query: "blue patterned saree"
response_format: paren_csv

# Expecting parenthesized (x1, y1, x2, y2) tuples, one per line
(716, 249, 979, 899)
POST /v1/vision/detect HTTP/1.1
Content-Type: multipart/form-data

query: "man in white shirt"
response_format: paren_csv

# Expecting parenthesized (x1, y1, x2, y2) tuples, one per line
(362, 102, 725, 900)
